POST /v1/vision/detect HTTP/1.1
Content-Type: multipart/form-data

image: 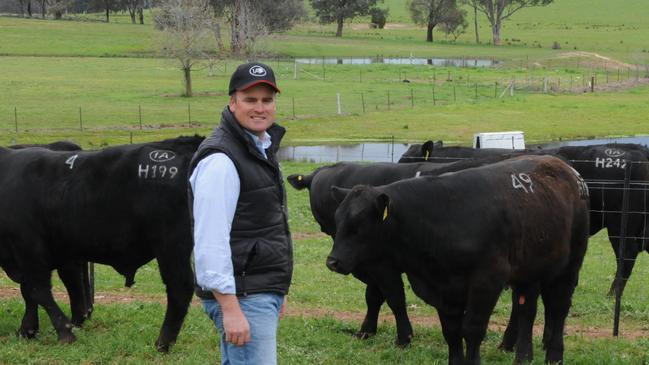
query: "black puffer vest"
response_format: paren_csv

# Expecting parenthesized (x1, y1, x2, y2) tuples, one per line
(189, 107, 293, 298)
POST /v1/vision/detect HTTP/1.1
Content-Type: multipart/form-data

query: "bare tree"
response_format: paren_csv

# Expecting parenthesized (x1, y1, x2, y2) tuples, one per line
(475, 0, 553, 45)
(407, 0, 461, 42)
(154, 0, 214, 97)
(229, 0, 268, 56)
(310, 0, 380, 37)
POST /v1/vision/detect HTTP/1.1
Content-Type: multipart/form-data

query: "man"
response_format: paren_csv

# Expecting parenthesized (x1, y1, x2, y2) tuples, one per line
(189, 62, 293, 365)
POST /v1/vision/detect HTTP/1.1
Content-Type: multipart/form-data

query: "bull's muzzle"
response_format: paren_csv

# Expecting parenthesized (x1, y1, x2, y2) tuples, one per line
(326, 256, 349, 275)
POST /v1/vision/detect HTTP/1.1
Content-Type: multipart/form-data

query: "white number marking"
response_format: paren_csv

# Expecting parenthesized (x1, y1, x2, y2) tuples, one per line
(511, 173, 534, 193)
(65, 154, 79, 170)
(138, 164, 179, 179)
(595, 157, 627, 169)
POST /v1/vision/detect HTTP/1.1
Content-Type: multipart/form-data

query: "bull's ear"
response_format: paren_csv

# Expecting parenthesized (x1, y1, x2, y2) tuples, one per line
(433, 140, 443, 148)
(287, 174, 308, 190)
(331, 186, 351, 204)
(377, 193, 391, 222)
(421, 140, 435, 161)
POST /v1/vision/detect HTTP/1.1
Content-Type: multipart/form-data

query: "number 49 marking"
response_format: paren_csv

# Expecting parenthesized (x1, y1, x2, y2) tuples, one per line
(511, 173, 534, 193)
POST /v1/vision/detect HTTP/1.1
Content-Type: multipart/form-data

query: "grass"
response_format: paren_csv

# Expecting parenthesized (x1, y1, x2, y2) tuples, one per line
(1, 54, 648, 147)
(1, 161, 649, 363)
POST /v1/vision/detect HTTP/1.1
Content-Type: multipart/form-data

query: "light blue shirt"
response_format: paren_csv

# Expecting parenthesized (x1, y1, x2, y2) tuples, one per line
(190, 131, 272, 295)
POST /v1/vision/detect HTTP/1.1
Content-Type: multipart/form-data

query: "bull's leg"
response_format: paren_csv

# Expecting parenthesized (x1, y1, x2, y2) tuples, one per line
(24, 276, 75, 343)
(18, 283, 39, 339)
(512, 286, 540, 364)
(608, 237, 640, 298)
(355, 284, 382, 340)
(82, 261, 94, 319)
(498, 290, 518, 352)
(154, 254, 194, 353)
(541, 274, 580, 364)
(438, 310, 465, 365)
(463, 291, 503, 365)
(375, 271, 413, 348)
(57, 261, 90, 327)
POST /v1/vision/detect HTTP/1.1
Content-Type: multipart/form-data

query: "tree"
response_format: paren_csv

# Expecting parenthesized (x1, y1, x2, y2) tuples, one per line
(369, 7, 389, 29)
(440, 7, 467, 41)
(310, 0, 380, 37)
(407, 0, 462, 42)
(462, 0, 480, 43)
(120, 0, 144, 23)
(154, 0, 214, 97)
(207, 0, 305, 56)
(474, 0, 553, 45)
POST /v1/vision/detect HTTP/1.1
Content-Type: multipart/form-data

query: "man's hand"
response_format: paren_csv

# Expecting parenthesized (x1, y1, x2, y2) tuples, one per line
(214, 292, 250, 346)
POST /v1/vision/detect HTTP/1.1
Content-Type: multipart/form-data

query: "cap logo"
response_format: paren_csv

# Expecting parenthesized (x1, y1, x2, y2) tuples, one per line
(249, 65, 267, 77)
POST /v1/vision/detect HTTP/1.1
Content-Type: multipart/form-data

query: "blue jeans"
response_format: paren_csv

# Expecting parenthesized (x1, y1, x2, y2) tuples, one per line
(202, 293, 284, 365)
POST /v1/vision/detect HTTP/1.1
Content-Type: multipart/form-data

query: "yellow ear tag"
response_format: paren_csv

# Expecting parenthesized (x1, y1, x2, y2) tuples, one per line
(424, 151, 430, 161)
(298, 175, 303, 181)
(382, 206, 388, 221)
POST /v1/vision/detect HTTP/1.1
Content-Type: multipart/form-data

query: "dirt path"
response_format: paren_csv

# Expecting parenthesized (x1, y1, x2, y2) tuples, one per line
(1, 286, 647, 340)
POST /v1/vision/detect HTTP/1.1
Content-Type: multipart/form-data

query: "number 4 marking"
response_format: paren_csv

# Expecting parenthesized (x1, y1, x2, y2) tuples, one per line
(65, 154, 79, 170)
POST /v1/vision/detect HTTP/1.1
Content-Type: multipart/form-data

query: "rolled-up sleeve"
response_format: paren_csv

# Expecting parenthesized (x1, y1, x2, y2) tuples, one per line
(189, 153, 240, 295)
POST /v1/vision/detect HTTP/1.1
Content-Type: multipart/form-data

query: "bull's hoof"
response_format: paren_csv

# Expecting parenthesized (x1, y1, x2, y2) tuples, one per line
(498, 341, 515, 353)
(71, 318, 85, 327)
(17, 328, 38, 339)
(58, 332, 76, 344)
(395, 334, 412, 348)
(353, 331, 376, 340)
(155, 339, 174, 353)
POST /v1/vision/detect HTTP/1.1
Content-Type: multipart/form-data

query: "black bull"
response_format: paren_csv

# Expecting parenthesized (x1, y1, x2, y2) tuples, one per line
(0, 136, 203, 352)
(286, 157, 518, 347)
(327, 155, 590, 364)
(4, 141, 96, 338)
(400, 141, 649, 299)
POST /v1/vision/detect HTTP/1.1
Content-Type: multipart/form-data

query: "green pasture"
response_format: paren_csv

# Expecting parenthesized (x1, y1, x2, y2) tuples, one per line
(1, 161, 649, 364)
(1, 54, 648, 147)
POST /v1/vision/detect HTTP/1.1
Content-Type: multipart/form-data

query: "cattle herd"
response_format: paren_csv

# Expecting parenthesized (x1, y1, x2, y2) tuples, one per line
(1, 136, 649, 364)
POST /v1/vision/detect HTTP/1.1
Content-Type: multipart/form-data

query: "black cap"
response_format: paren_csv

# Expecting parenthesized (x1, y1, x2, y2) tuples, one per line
(228, 62, 280, 95)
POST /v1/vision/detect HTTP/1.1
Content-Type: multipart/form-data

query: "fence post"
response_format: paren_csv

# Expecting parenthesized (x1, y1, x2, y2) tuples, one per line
(591, 76, 595, 92)
(322, 57, 326, 81)
(361, 92, 365, 113)
(613, 162, 632, 337)
(14, 107, 18, 133)
(139, 104, 142, 129)
(432, 84, 436, 105)
(79, 107, 83, 131)
(494, 82, 498, 98)
(336, 93, 342, 115)
(187, 102, 191, 127)
(387, 90, 390, 111)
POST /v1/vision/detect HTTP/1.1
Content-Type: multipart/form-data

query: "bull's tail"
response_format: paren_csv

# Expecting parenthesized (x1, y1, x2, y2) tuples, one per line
(286, 173, 313, 190)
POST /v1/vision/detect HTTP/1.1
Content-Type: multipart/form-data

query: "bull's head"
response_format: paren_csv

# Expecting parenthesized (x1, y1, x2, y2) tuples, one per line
(398, 140, 442, 162)
(326, 185, 391, 275)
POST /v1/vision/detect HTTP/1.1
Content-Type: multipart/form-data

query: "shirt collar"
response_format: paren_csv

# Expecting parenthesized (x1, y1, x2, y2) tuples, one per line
(244, 129, 272, 153)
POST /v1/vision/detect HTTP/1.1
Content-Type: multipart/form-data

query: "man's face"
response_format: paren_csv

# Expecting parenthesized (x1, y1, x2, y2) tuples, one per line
(229, 84, 276, 137)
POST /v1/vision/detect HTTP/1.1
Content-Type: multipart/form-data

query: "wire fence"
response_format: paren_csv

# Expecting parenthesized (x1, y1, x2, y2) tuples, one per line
(3, 56, 648, 136)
